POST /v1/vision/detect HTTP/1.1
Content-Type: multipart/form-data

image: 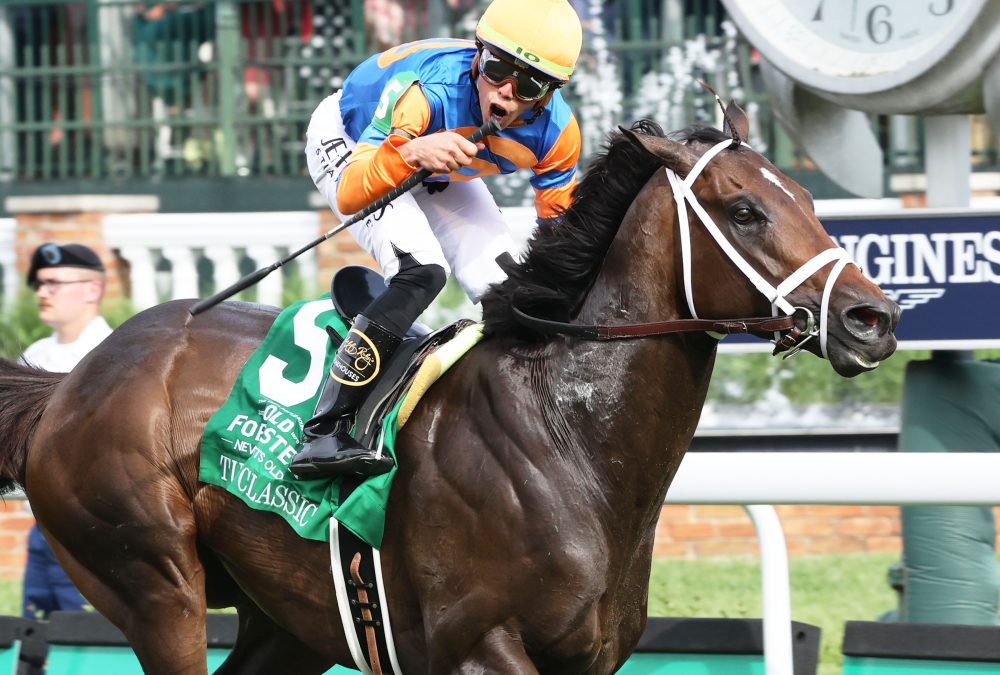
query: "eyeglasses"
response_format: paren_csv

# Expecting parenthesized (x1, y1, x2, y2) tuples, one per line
(478, 46, 555, 102)
(29, 279, 94, 293)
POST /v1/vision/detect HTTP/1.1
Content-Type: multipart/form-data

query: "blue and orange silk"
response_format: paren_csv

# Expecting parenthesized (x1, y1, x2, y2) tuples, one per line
(337, 39, 580, 221)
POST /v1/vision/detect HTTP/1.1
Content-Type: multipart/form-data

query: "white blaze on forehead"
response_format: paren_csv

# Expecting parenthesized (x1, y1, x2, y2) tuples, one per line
(760, 167, 795, 200)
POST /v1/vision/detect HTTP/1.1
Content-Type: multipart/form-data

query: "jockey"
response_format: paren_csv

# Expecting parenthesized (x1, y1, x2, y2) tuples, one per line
(291, 0, 584, 479)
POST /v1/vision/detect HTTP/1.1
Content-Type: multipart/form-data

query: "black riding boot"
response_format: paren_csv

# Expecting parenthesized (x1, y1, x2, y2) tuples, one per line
(289, 315, 402, 479)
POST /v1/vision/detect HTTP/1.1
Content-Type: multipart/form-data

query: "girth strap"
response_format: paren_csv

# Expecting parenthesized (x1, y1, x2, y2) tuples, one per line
(330, 471, 404, 675)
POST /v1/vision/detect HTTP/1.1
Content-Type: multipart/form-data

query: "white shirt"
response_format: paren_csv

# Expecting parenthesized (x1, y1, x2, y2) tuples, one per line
(19, 316, 113, 373)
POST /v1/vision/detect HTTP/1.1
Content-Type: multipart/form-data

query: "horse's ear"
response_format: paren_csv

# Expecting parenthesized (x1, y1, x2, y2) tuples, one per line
(618, 126, 698, 176)
(723, 101, 749, 144)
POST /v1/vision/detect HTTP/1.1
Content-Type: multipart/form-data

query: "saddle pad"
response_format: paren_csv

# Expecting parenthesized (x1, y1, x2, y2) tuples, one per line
(198, 296, 483, 548)
(396, 322, 484, 428)
(199, 296, 385, 546)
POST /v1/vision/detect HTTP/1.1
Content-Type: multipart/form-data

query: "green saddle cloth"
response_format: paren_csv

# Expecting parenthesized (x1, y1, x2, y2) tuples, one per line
(198, 296, 401, 548)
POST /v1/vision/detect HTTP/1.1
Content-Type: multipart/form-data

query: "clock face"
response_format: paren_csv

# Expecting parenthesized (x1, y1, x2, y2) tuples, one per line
(721, 0, 991, 94)
(785, 0, 976, 55)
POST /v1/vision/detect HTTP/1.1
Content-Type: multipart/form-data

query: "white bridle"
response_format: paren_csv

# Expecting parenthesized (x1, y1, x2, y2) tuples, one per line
(664, 139, 857, 359)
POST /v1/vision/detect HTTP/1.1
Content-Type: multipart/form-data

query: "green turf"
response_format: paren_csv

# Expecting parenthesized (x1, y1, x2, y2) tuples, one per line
(0, 582, 19, 618)
(648, 553, 902, 675)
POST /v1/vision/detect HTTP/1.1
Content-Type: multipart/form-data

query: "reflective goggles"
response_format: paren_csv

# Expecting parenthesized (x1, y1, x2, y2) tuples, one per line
(478, 46, 554, 101)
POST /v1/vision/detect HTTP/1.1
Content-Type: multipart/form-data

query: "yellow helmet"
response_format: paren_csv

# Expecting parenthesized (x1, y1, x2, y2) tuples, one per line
(476, 0, 583, 82)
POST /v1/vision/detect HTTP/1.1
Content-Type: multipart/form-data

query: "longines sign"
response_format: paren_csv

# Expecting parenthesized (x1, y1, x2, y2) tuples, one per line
(721, 208, 1000, 352)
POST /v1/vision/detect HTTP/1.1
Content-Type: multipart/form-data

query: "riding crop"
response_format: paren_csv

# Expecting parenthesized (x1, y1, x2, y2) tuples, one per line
(189, 118, 502, 315)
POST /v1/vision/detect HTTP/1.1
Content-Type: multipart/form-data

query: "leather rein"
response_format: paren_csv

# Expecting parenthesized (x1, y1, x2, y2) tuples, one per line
(512, 305, 798, 341)
(512, 137, 856, 358)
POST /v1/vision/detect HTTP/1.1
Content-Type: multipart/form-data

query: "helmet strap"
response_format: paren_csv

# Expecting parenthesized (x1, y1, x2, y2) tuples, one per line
(471, 44, 483, 81)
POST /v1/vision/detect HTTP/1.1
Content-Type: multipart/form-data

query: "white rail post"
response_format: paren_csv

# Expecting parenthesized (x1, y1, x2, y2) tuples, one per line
(247, 245, 282, 306)
(161, 246, 200, 300)
(118, 245, 159, 310)
(744, 505, 793, 675)
(0, 219, 16, 309)
(203, 245, 241, 293)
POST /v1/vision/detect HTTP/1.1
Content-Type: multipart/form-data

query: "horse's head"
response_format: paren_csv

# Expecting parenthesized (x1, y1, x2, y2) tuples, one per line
(623, 103, 899, 377)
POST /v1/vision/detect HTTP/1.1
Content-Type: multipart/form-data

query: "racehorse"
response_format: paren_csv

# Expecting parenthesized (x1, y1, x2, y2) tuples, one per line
(0, 104, 897, 674)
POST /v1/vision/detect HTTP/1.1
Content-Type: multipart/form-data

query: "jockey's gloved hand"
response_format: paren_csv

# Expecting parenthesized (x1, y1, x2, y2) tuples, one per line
(423, 180, 450, 194)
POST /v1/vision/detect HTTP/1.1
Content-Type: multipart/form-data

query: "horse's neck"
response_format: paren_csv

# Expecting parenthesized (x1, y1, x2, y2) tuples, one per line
(550, 188, 717, 513)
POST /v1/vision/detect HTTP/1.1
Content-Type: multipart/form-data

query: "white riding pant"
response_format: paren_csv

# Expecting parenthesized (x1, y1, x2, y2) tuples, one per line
(305, 92, 518, 303)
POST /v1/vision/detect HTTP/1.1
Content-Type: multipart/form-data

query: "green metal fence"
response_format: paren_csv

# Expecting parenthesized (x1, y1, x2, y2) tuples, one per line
(0, 0, 366, 180)
(0, 0, 996, 202)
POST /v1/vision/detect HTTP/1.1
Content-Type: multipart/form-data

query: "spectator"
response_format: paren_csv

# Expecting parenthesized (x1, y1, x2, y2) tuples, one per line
(240, 0, 314, 171)
(364, 0, 406, 50)
(133, 3, 215, 110)
(20, 243, 112, 619)
(241, 0, 313, 107)
(9, 4, 91, 175)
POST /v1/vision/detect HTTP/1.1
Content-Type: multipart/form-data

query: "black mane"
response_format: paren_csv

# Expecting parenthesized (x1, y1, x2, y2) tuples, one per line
(481, 120, 720, 341)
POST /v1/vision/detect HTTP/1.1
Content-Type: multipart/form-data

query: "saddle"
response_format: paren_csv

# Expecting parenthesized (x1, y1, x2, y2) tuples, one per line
(328, 265, 473, 449)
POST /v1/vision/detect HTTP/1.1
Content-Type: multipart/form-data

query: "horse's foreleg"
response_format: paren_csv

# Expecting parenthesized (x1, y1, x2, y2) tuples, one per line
(432, 626, 540, 675)
(214, 605, 333, 675)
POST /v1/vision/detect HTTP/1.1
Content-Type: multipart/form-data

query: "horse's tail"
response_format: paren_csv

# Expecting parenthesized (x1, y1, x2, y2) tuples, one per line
(0, 358, 64, 492)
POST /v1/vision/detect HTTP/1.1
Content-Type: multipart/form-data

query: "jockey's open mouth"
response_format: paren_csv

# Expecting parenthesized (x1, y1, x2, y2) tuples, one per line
(489, 103, 510, 126)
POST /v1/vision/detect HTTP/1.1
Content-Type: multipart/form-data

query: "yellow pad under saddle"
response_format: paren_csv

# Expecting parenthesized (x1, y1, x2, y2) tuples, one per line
(397, 322, 484, 429)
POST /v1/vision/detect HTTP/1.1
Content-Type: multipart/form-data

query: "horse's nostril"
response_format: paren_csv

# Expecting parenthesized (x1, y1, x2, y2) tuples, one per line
(849, 306, 882, 328)
(844, 303, 894, 339)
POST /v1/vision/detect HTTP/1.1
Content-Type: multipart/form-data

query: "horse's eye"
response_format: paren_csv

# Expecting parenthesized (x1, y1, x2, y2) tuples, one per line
(732, 206, 756, 224)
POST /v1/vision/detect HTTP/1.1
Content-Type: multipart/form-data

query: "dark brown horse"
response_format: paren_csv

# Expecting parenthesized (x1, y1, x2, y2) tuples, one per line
(0, 107, 897, 674)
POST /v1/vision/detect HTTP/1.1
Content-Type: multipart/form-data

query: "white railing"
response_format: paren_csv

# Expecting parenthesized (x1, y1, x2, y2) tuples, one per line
(0, 218, 15, 309)
(103, 211, 321, 310)
(666, 452, 1000, 675)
